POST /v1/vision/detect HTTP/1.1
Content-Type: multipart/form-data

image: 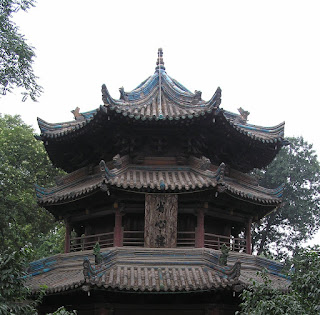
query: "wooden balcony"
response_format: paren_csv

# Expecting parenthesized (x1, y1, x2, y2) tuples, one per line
(70, 232, 114, 252)
(204, 233, 246, 252)
(123, 230, 144, 246)
(177, 231, 196, 247)
(69, 231, 246, 253)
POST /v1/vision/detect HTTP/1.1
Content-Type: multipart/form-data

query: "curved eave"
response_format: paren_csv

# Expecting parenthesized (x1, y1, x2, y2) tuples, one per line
(27, 248, 289, 295)
(37, 106, 106, 139)
(102, 71, 217, 106)
(35, 176, 104, 206)
(28, 248, 241, 295)
(101, 70, 221, 122)
(37, 88, 220, 141)
(220, 111, 285, 145)
(222, 182, 283, 206)
(36, 159, 283, 207)
(37, 184, 282, 208)
(104, 180, 283, 206)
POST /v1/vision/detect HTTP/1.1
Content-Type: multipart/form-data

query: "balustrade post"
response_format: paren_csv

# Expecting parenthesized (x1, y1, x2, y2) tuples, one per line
(195, 207, 205, 248)
(113, 202, 123, 247)
(64, 219, 71, 253)
(246, 217, 252, 254)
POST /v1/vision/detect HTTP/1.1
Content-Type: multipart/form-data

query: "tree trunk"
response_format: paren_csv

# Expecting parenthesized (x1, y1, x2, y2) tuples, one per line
(257, 212, 275, 256)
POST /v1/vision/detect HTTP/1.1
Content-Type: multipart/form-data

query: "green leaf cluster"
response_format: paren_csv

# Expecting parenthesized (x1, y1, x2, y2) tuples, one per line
(0, 114, 64, 260)
(237, 247, 320, 315)
(0, 0, 42, 101)
(252, 137, 320, 259)
(290, 247, 320, 314)
(0, 247, 38, 315)
(0, 248, 77, 315)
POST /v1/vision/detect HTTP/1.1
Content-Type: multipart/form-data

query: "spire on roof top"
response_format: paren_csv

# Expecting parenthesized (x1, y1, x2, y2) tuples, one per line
(155, 48, 165, 71)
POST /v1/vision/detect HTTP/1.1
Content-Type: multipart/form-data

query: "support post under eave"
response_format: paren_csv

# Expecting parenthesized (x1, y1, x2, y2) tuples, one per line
(246, 218, 252, 255)
(195, 207, 205, 248)
(64, 219, 71, 253)
(113, 204, 123, 247)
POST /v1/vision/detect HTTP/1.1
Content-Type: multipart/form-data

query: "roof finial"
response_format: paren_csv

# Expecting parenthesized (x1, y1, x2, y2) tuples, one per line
(157, 48, 164, 118)
(155, 48, 165, 71)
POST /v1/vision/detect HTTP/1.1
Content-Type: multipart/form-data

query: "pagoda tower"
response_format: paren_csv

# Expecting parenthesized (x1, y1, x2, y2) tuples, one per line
(28, 49, 288, 315)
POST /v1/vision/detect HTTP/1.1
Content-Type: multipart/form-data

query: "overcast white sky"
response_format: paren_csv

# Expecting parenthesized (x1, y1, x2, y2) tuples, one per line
(1, 0, 319, 245)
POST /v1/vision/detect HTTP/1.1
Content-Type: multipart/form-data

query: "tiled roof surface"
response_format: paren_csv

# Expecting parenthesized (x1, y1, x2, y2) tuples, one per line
(37, 50, 284, 145)
(222, 111, 285, 143)
(83, 260, 240, 293)
(35, 156, 283, 206)
(26, 248, 290, 295)
(101, 72, 221, 120)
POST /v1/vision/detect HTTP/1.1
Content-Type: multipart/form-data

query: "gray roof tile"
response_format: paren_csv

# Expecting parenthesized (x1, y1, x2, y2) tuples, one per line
(36, 156, 283, 206)
(26, 248, 289, 295)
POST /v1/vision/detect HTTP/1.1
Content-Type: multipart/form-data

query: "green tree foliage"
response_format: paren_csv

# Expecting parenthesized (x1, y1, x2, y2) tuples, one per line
(252, 137, 320, 259)
(0, 248, 77, 315)
(237, 247, 320, 315)
(36, 223, 65, 259)
(0, 247, 39, 314)
(0, 0, 42, 101)
(290, 247, 320, 314)
(0, 114, 64, 260)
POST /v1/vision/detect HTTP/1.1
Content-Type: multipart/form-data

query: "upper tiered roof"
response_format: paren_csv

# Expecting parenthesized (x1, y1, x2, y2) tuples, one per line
(100, 48, 221, 122)
(37, 49, 286, 172)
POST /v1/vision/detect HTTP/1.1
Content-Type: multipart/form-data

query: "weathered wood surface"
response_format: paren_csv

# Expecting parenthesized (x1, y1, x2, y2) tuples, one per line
(144, 194, 178, 248)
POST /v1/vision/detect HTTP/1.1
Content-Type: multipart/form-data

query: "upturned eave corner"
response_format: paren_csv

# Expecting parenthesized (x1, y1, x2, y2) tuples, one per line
(101, 83, 114, 106)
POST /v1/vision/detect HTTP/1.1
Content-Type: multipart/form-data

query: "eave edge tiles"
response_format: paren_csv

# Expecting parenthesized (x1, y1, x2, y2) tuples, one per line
(35, 156, 283, 206)
(26, 248, 290, 295)
(36, 50, 284, 145)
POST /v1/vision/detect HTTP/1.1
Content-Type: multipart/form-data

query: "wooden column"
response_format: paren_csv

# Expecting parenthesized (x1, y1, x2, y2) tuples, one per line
(195, 208, 205, 248)
(246, 218, 252, 255)
(223, 223, 231, 238)
(145, 194, 178, 248)
(64, 219, 71, 253)
(113, 203, 123, 247)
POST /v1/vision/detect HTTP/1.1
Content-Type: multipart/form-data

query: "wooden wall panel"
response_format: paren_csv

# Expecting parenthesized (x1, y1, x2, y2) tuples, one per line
(144, 194, 178, 248)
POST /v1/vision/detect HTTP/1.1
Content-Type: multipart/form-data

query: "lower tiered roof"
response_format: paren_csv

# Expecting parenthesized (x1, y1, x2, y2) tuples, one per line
(26, 248, 289, 295)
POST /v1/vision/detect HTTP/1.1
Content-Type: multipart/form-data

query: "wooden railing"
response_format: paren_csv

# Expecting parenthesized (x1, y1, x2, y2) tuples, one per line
(69, 230, 246, 252)
(70, 232, 114, 252)
(123, 230, 144, 246)
(204, 233, 246, 252)
(177, 231, 196, 247)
